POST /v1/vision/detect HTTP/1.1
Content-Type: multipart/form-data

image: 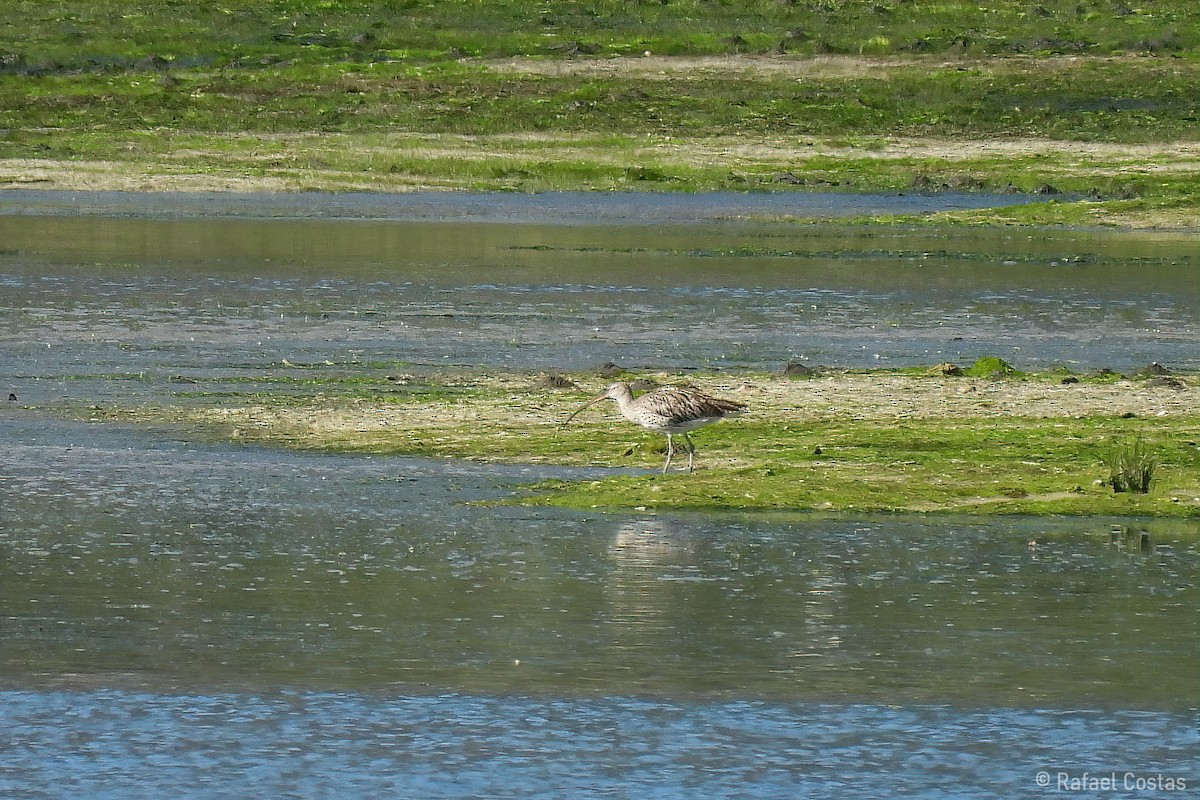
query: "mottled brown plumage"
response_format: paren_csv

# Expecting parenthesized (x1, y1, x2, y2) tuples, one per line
(563, 381, 746, 473)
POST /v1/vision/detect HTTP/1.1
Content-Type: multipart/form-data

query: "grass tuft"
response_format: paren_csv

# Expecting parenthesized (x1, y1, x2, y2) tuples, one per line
(1107, 437, 1156, 494)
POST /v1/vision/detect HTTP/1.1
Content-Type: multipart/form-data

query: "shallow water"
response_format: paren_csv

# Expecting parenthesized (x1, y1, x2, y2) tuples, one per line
(2, 415, 1197, 797)
(3, 417, 1197, 704)
(1, 208, 1196, 413)
(0, 188, 1042, 223)
(1, 195, 1197, 797)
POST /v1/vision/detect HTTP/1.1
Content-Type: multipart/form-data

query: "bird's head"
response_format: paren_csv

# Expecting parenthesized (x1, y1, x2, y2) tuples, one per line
(562, 382, 632, 426)
(601, 381, 633, 400)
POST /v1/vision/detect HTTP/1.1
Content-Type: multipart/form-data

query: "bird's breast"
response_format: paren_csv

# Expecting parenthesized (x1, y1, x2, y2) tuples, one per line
(625, 409, 718, 433)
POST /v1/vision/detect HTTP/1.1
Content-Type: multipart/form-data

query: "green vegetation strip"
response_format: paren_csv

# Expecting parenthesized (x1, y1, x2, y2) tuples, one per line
(529, 416, 1200, 517)
(2, 1, 1198, 228)
(85, 367, 1200, 517)
(6, 0, 1197, 70)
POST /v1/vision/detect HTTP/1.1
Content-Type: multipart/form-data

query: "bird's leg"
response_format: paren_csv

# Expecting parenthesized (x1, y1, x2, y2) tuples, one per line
(662, 433, 675, 474)
(681, 432, 696, 473)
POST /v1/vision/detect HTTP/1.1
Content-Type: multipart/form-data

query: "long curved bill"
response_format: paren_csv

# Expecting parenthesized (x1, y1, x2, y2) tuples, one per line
(561, 393, 607, 427)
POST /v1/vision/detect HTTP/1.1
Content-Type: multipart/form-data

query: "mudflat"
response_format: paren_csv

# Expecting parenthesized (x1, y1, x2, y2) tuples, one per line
(88, 368, 1200, 517)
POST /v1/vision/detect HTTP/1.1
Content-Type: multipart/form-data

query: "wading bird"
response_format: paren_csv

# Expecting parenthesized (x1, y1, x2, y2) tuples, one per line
(563, 381, 746, 473)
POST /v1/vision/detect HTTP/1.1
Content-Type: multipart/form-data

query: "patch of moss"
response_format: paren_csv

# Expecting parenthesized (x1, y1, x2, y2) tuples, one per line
(964, 356, 1023, 378)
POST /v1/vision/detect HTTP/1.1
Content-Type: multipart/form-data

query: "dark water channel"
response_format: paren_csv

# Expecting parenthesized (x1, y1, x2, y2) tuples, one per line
(1, 195, 1197, 797)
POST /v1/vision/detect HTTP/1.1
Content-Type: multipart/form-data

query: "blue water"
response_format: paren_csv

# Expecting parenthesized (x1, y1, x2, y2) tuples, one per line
(2, 691, 1195, 800)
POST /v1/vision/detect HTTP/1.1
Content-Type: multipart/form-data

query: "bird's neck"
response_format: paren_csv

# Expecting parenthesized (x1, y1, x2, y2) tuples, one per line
(611, 385, 636, 412)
